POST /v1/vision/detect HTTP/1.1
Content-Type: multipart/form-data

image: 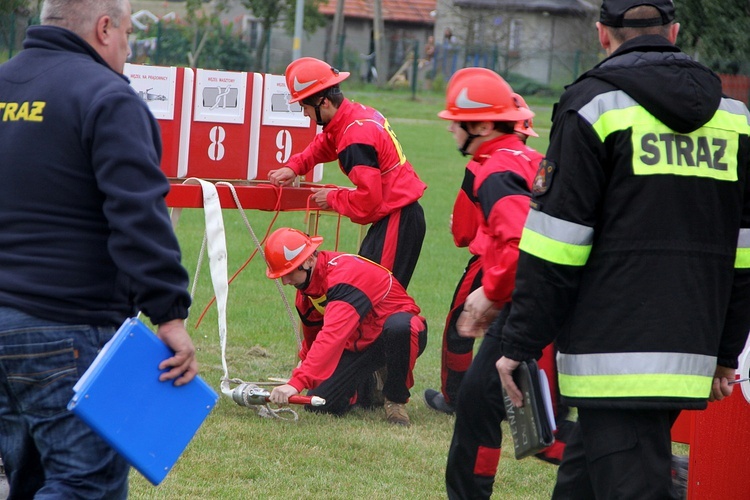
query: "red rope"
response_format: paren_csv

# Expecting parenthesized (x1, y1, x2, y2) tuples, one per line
(193, 182, 345, 328)
(306, 184, 344, 251)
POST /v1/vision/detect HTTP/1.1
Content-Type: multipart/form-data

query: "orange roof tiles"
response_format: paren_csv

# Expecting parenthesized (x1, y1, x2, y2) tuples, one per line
(319, 0, 437, 25)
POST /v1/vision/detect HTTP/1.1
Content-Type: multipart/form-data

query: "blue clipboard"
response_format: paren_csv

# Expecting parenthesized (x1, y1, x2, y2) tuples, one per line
(68, 317, 218, 485)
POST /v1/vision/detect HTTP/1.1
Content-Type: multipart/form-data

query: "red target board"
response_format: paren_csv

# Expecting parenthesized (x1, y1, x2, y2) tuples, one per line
(124, 64, 193, 178)
(121, 65, 325, 187)
(186, 69, 260, 180)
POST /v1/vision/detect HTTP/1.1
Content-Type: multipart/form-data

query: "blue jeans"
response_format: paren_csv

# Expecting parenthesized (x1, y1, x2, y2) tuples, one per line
(0, 307, 129, 499)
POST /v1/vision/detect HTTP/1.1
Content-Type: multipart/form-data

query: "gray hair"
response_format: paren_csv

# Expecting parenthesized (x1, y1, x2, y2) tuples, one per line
(41, 0, 128, 35)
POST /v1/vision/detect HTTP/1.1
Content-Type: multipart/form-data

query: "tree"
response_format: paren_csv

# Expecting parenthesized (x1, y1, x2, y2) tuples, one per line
(241, 0, 326, 71)
(0, 0, 33, 58)
(137, 15, 254, 71)
(198, 18, 255, 71)
(240, 0, 283, 71)
(281, 0, 327, 39)
(0, 0, 27, 16)
(185, 0, 209, 68)
(678, 0, 750, 74)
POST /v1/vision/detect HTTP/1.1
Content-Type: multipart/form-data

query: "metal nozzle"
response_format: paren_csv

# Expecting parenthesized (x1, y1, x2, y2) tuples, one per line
(231, 383, 270, 407)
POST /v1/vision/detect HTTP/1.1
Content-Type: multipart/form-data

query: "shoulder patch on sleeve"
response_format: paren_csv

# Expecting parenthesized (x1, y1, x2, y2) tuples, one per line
(532, 159, 556, 195)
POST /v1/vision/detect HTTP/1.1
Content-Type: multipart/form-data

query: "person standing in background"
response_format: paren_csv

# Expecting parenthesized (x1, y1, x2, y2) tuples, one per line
(427, 67, 551, 498)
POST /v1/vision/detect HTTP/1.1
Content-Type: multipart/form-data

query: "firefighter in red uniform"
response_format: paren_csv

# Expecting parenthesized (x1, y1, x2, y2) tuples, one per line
(425, 68, 557, 498)
(424, 92, 542, 416)
(268, 57, 427, 290)
(265, 228, 428, 427)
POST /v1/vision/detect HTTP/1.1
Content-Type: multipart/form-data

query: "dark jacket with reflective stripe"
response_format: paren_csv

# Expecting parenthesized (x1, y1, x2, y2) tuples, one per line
(500, 35, 750, 410)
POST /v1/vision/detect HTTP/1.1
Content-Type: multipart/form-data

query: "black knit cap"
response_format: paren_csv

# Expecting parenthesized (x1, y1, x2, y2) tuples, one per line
(600, 0, 676, 27)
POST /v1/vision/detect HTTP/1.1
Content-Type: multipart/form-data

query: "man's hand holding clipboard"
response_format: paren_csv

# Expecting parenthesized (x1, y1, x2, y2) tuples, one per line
(497, 356, 523, 406)
(497, 357, 555, 459)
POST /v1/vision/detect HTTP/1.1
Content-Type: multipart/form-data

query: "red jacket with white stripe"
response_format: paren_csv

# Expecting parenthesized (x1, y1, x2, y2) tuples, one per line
(289, 251, 423, 391)
(468, 134, 542, 304)
(286, 98, 426, 224)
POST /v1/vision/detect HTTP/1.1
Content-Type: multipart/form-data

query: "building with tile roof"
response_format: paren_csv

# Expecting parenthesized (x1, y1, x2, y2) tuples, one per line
(316, 0, 437, 83)
(211, 0, 436, 81)
(318, 0, 437, 25)
(433, 0, 599, 85)
(127, 0, 599, 88)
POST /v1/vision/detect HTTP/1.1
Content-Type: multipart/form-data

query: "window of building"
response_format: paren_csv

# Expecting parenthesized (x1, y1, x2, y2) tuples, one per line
(242, 16, 261, 50)
(509, 18, 523, 56)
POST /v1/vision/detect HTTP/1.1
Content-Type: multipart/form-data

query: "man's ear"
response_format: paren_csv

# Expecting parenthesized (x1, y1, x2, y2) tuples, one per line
(304, 254, 316, 269)
(479, 121, 494, 136)
(596, 22, 611, 52)
(321, 97, 334, 110)
(96, 14, 112, 45)
(669, 22, 680, 44)
(465, 121, 489, 136)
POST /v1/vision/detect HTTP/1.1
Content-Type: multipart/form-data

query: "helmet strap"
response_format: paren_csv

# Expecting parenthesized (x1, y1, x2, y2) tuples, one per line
(312, 96, 326, 126)
(458, 122, 480, 157)
(294, 264, 313, 290)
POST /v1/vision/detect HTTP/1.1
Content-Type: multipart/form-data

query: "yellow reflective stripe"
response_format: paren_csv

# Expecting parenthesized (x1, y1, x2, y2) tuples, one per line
(736, 249, 750, 269)
(519, 210, 593, 266)
(329, 253, 392, 274)
(343, 118, 407, 165)
(736, 229, 750, 269)
(586, 92, 750, 139)
(714, 107, 750, 132)
(383, 118, 407, 165)
(558, 351, 716, 376)
(590, 104, 639, 139)
(519, 226, 591, 266)
(558, 351, 715, 398)
(586, 93, 750, 183)
(593, 106, 739, 181)
(558, 373, 711, 399)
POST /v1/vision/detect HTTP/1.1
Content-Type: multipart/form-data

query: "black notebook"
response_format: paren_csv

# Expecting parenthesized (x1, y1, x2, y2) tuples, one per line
(502, 359, 555, 459)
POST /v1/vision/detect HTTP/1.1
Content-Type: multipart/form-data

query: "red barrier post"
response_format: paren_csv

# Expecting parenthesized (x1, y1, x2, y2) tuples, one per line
(671, 387, 750, 499)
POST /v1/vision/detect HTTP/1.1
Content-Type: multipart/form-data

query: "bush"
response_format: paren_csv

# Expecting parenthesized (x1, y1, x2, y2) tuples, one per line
(197, 20, 254, 71)
(430, 72, 446, 93)
(503, 72, 555, 97)
(137, 18, 254, 71)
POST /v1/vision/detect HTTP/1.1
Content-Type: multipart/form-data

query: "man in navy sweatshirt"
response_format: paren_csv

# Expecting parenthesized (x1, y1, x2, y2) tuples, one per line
(0, 1, 198, 497)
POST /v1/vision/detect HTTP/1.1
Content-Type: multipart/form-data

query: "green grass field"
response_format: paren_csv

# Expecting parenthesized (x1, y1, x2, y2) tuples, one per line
(128, 89, 561, 498)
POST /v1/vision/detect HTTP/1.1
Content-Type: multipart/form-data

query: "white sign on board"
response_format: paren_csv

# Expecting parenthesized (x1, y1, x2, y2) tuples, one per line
(262, 74, 311, 128)
(124, 63, 176, 120)
(194, 69, 247, 124)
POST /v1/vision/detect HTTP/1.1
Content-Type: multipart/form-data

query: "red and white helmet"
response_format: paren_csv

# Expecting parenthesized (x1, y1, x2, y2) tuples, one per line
(512, 93, 539, 138)
(285, 57, 350, 104)
(264, 228, 323, 279)
(438, 67, 533, 122)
